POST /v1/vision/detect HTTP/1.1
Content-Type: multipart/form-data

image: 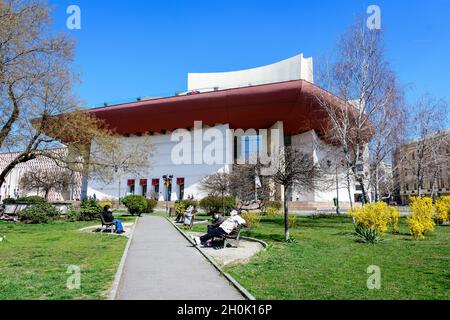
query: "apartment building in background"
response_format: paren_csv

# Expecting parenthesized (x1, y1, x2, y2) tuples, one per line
(393, 130, 450, 204)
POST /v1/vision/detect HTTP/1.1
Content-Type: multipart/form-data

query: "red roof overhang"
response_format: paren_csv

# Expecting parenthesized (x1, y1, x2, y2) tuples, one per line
(87, 80, 348, 139)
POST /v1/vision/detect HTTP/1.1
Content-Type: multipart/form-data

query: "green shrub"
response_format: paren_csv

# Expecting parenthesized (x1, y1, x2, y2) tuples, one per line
(18, 201, 60, 224)
(122, 195, 148, 216)
(2, 198, 16, 205)
(146, 198, 158, 213)
(66, 205, 81, 222)
(79, 199, 102, 221)
(199, 196, 235, 214)
(354, 223, 383, 244)
(241, 211, 261, 228)
(264, 201, 282, 210)
(16, 196, 47, 204)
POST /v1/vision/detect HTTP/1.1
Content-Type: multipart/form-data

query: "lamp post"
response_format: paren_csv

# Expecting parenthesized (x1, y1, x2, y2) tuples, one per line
(162, 175, 173, 213)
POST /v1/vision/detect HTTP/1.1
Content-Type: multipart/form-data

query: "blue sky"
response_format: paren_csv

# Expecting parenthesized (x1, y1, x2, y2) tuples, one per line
(50, 0, 450, 118)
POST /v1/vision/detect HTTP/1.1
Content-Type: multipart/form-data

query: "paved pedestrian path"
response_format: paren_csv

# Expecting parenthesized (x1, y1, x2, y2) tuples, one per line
(116, 215, 244, 300)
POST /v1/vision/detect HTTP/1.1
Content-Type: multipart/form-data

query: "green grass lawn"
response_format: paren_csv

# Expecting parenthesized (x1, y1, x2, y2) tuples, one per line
(187, 213, 449, 300)
(0, 216, 135, 300)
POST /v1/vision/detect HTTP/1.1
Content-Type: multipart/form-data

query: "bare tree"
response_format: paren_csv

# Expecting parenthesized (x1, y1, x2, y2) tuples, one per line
(270, 147, 321, 241)
(316, 18, 405, 205)
(228, 163, 273, 210)
(19, 168, 76, 200)
(369, 161, 395, 202)
(199, 172, 231, 213)
(86, 136, 153, 199)
(0, 0, 113, 190)
(368, 86, 406, 202)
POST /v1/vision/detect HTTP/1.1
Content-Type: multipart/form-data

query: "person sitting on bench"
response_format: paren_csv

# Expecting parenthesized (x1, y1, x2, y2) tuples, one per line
(208, 212, 225, 233)
(184, 205, 197, 226)
(193, 209, 246, 246)
(102, 205, 125, 234)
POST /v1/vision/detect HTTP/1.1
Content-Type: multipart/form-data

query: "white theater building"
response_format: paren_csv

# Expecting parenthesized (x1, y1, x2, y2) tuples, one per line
(84, 55, 364, 209)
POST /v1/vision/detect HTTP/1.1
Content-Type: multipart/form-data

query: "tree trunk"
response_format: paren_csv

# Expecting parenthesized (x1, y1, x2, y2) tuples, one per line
(346, 172, 354, 210)
(44, 189, 50, 200)
(0, 153, 36, 190)
(283, 188, 289, 242)
(358, 179, 368, 206)
(374, 168, 379, 202)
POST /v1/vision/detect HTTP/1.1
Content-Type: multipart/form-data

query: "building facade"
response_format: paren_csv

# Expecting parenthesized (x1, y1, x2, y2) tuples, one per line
(83, 55, 364, 209)
(0, 149, 82, 202)
(393, 130, 450, 204)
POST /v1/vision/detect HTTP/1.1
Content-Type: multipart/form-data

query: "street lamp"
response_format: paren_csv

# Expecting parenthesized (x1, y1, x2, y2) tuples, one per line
(162, 175, 173, 213)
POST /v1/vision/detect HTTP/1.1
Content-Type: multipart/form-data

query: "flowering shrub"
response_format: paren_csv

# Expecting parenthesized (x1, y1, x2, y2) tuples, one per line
(174, 200, 198, 214)
(389, 206, 400, 233)
(350, 202, 392, 235)
(407, 197, 435, 239)
(98, 201, 113, 210)
(241, 211, 261, 229)
(435, 196, 450, 225)
(288, 215, 297, 229)
(266, 207, 281, 217)
(264, 201, 282, 210)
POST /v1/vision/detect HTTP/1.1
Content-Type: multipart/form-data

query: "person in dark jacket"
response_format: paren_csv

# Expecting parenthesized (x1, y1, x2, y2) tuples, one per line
(102, 205, 124, 234)
(208, 212, 225, 233)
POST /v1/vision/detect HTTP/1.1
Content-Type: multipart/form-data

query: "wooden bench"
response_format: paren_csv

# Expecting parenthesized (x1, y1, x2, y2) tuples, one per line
(99, 214, 116, 233)
(215, 225, 245, 248)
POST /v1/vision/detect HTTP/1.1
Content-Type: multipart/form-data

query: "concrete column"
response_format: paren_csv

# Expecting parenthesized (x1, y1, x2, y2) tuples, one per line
(268, 121, 285, 202)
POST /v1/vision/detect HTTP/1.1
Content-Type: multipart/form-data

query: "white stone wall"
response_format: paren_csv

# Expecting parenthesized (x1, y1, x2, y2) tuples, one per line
(290, 130, 358, 205)
(87, 124, 232, 201)
(0, 149, 81, 202)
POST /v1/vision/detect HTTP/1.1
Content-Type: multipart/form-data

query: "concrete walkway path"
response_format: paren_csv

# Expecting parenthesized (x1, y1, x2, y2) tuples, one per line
(116, 215, 244, 300)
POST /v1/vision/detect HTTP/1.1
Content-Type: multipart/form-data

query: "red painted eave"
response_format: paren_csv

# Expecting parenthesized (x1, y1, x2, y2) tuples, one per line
(88, 80, 340, 137)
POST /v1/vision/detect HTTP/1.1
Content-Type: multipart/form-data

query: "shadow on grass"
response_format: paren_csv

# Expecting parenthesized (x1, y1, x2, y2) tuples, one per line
(243, 231, 285, 243)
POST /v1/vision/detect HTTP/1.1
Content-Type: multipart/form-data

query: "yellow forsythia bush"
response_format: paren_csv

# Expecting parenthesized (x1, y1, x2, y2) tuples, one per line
(98, 201, 113, 209)
(435, 196, 450, 225)
(241, 211, 261, 229)
(389, 206, 400, 233)
(407, 197, 435, 239)
(350, 202, 392, 234)
(266, 207, 281, 217)
(288, 215, 297, 228)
